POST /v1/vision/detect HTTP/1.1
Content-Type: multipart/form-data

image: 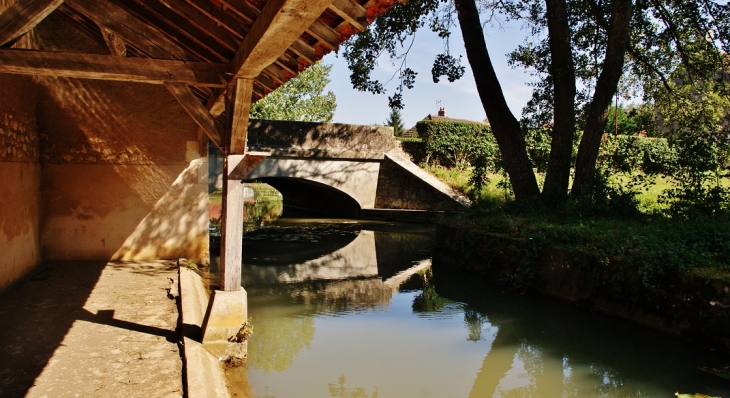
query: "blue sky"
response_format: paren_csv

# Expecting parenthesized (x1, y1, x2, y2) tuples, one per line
(322, 18, 539, 129)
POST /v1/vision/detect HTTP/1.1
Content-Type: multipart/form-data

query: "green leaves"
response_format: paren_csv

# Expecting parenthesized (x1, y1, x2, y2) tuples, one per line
(250, 61, 336, 122)
(431, 53, 465, 83)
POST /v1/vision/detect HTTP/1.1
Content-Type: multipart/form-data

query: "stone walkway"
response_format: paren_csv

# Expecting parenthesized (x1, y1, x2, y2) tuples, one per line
(0, 260, 183, 398)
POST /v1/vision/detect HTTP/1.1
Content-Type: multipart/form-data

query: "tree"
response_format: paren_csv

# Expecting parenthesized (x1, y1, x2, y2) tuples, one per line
(250, 61, 336, 122)
(385, 106, 405, 136)
(343, 0, 729, 204)
(604, 105, 639, 136)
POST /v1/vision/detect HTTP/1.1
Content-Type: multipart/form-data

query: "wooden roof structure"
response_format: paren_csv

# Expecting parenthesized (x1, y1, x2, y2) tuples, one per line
(0, 0, 400, 153)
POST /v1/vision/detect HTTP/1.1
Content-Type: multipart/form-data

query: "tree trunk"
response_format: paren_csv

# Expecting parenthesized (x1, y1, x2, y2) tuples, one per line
(572, 0, 633, 196)
(541, 0, 577, 204)
(454, 0, 540, 202)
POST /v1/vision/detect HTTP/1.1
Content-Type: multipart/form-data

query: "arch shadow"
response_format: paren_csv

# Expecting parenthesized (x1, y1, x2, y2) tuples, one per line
(248, 177, 362, 218)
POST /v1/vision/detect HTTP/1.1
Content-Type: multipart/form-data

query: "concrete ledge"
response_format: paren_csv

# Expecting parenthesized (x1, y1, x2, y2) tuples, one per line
(201, 289, 248, 343)
(178, 259, 232, 397)
(178, 260, 210, 340)
(183, 337, 229, 398)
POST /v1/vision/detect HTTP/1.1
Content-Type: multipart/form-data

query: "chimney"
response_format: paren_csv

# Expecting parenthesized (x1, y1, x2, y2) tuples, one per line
(438, 107, 446, 117)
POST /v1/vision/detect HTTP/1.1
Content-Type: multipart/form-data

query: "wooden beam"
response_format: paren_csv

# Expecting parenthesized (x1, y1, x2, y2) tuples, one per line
(0, 0, 63, 46)
(165, 82, 224, 148)
(65, 0, 192, 60)
(0, 49, 228, 86)
(98, 24, 127, 56)
(230, 0, 332, 79)
(330, 0, 367, 31)
(227, 78, 253, 154)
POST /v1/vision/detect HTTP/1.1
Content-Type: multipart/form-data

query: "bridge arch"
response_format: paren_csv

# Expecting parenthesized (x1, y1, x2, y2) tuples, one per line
(244, 157, 380, 211)
(248, 177, 362, 218)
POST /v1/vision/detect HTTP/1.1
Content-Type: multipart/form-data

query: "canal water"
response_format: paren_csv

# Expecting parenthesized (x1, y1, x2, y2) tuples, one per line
(228, 219, 729, 398)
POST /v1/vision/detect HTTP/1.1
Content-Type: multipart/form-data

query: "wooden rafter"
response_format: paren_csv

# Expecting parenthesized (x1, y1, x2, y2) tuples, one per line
(116, 0, 230, 62)
(330, 0, 367, 32)
(0, 0, 64, 47)
(65, 0, 192, 60)
(181, 0, 247, 40)
(0, 48, 228, 86)
(307, 19, 341, 51)
(165, 82, 224, 148)
(158, 0, 241, 51)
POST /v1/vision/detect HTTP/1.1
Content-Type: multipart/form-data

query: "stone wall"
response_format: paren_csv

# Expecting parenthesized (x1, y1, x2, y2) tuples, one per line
(0, 72, 42, 292)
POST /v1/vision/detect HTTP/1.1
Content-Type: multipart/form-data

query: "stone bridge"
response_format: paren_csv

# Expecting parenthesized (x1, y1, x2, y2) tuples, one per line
(212, 120, 470, 220)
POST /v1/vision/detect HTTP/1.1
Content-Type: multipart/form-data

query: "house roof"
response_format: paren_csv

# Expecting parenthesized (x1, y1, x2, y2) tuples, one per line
(0, 0, 401, 151)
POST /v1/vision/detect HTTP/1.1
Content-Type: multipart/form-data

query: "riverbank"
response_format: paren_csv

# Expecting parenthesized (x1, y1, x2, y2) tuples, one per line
(433, 215, 730, 353)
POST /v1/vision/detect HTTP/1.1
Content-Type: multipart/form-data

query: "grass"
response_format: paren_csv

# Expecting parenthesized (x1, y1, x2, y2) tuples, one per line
(420, 164, 509, 205)
(419, 164, 730, 281)
(209, 182, 282, 205)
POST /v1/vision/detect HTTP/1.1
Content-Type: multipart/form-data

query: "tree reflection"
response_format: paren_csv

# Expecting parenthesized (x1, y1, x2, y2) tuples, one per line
(412, 268, 450, 312)
(328, 375, 379, 398)
(463, 307, 490, 341)
(246, 315, 315, 373)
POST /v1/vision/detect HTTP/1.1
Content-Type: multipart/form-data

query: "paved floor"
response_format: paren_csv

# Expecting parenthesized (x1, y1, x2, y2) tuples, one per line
(0, 260, 183, 398)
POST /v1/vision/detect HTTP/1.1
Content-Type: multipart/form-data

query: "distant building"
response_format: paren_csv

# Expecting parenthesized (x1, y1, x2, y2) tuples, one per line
(402, 107, 486, 138)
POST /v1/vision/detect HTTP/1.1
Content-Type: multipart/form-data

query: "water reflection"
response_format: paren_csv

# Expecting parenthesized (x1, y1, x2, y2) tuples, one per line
(241, 220, 730, 398)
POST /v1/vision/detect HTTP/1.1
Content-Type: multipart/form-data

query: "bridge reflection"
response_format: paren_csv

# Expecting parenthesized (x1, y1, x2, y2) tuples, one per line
(242, 221, 434, 312)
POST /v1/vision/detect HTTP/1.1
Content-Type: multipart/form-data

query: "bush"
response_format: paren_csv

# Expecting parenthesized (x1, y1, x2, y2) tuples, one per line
(598, 135, 674, 174)
(416, 120, 499, 170)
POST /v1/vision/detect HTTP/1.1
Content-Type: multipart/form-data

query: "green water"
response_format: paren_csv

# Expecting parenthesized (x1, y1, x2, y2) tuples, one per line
(234, 219, 729, 398)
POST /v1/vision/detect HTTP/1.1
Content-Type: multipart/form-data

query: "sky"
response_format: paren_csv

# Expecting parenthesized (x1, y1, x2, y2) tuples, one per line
(321, 17, 540, 129)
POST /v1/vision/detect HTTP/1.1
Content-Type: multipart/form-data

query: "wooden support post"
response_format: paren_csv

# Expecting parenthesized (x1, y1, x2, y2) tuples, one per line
(219, 155, 244, 292)
(228, 78, 253, 154)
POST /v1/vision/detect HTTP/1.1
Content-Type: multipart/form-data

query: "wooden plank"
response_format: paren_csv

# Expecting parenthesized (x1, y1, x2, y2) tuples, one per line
(65, 0, 192, 60)
(230, 0, 332, 79)
(330, 0, 367, 31)
(0, 49, 228, 86)
(165, 82, 224, 148)
(227, 78, 253, 154)
(0, 0, 63, 46)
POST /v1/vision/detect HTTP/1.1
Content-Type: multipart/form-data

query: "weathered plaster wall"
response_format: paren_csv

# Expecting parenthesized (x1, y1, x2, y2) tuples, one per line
(0, 72, 42, 292)
(37, 77, 208, 262)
